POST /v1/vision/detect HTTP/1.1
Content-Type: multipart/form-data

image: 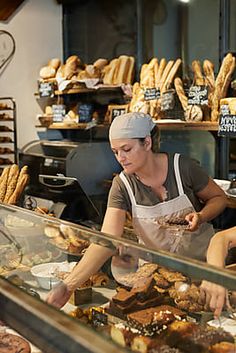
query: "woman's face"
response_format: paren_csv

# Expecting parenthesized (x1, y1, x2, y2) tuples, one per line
(111, 137, 151, 174)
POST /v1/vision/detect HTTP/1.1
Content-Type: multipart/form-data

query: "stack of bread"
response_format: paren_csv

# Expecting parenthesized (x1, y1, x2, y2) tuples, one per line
(39, 55, 135, 86)
(174, 53, 236, 122)
(129, 57, 182, 119)
(0, 164, 29, 205)
(129, 53, 235, 122)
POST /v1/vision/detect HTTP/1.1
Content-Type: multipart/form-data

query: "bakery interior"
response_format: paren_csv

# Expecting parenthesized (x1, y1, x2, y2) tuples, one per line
(0, 0, 236, 352)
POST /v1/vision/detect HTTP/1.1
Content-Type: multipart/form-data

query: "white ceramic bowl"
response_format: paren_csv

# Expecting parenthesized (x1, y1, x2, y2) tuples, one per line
(31, 262, 76, 290)
(214, 179, 231, 192)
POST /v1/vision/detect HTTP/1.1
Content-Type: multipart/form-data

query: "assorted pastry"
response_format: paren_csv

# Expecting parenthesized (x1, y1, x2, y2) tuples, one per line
(44, 224, 90, 254)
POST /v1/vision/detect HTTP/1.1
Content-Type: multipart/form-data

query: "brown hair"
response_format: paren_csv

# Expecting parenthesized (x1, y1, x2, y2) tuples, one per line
(139, 125, 160, 153)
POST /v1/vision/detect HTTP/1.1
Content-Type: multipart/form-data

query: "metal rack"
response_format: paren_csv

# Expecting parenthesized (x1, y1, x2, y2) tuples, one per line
(0, 97, 18, 168)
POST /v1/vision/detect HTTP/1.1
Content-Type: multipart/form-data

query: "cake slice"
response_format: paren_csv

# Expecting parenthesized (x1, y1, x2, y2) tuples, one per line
(127, 305, 185, 336)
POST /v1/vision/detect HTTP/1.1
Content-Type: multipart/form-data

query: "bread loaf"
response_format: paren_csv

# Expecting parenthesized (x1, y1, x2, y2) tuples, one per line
(192, 60, 205, 85)
(0, 166, 10, 202)
(161, 58, 182, 93)
(39, 66, 56, 80)
(103, 58, 119, 84)
(159, 60, 174, 92)
(93, 58, 108, 70)
(8, 173, 29, 205)
(3, 164, 19, 203)
(174, 77, 188, 111)
(126, 56, 135, 84)
(114, 55, 131, 85)
(203, 59, 215, 89)
(48, 58, 61, 70)
(155, 58, 167, 88)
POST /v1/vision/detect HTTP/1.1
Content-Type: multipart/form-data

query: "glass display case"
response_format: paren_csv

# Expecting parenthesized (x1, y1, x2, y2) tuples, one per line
(0, 203, 236, 353)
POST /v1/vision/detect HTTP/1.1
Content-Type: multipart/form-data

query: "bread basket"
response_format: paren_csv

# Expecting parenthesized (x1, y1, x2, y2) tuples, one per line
(38, 115, 53, 127)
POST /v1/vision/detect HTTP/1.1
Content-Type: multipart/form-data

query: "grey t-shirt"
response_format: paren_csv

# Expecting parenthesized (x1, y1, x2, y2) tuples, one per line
(107, 153, 209, 214)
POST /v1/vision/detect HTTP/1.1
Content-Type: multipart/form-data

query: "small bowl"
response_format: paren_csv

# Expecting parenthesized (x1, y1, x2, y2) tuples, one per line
(31, 262, 76, 290)
(214, 179, 231, 192)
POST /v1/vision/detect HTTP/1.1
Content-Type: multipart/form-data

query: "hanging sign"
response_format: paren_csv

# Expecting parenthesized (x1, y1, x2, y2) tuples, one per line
(188, 85, 208, 105)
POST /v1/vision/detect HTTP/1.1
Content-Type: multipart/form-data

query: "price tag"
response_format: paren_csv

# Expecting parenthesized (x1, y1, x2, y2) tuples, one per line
(38, 81, 55, 97)
(78, 104, 93, 123)
(91, 309, 107, 326)
(188, 85, 208, 105)
(218, 114, 236, 136)
(52, 104, 66, 122)
(161, 90, 175, 111)
(144, 88, 160, 101)
(111, 107, 127, 120)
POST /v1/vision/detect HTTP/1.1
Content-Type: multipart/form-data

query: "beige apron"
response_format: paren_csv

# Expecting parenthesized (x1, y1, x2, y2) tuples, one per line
(119, 153, 214, 261)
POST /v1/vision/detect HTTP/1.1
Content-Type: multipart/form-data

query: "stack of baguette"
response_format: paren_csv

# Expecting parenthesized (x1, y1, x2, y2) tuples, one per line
(174, 53, 235, 121)
(0, 164, 29, 205)
(129, 57, 182, 119)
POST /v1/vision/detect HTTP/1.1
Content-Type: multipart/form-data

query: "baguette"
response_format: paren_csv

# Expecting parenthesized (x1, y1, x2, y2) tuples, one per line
(159, 60, 174, 92)
(8, 174, 29, 205)
(192, 60, 205, 85)
(3, 164, 19, 203)
(203, 59, 215, 89)
(0, 166, 11, 202)
(161, 58, 182, 93)
(174, 77, 188, 111)
(155, 58, 167, 88)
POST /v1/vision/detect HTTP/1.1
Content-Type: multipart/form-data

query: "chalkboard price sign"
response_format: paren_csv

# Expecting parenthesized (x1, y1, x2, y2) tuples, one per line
(218, 114, 236, 136)
(111, 107, 127, 120)
(161, 90, 175, 111)
(38, 81, 55, 97)
(52, 104, 66, 122)
(144, 88, 160, 101)
(188, 85, 208, 106)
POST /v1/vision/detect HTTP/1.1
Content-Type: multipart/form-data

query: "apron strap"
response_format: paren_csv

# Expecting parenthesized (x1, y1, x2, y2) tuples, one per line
(174, 153, 184, 195)
(119, 172, 137, 206)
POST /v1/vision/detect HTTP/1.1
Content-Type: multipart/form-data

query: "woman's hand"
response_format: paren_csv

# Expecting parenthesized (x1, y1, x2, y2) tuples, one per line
(185, 212, 202, 231)
(200, 280, 227, 318)
(46, 281, 73, 309)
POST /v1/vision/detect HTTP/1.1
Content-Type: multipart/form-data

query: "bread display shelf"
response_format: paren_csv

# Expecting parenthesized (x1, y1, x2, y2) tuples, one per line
(37, 121, 219, 132)
(155, 120, 219, 131)
(34, 85, 124, 97)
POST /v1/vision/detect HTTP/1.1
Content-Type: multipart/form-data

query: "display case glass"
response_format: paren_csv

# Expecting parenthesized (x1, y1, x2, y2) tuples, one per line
(0, 203, 236, 353)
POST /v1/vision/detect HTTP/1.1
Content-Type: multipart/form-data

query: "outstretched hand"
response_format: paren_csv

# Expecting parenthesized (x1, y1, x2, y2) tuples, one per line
(200, 280, 227, 318)
(185, 212, 201, 231)
(46, 281, 72, 309)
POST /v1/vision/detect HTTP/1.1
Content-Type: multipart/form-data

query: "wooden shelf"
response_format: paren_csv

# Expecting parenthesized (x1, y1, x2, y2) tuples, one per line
(34, 85, 124, 97)
(155, 120, 219, 131)
(36, 121, 219, 131)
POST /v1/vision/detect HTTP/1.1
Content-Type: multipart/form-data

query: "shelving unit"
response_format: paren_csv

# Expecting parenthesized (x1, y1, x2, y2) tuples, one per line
(0, 97, 18, 171)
